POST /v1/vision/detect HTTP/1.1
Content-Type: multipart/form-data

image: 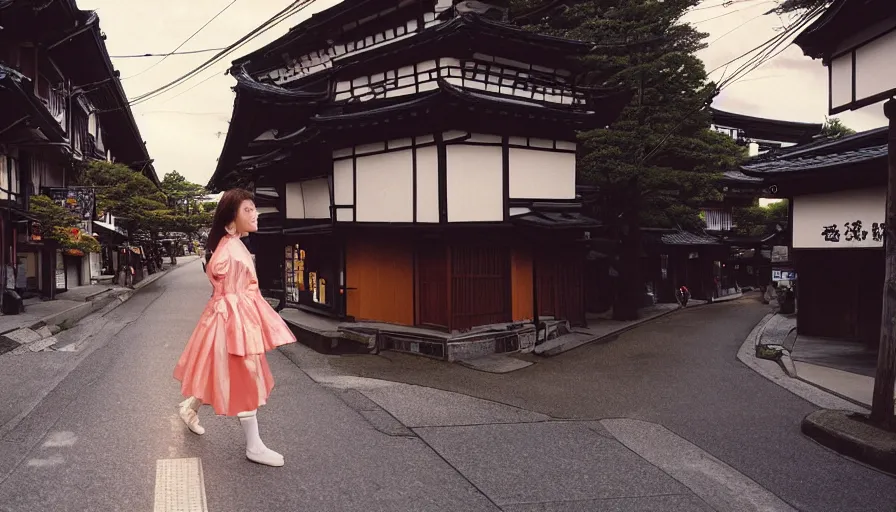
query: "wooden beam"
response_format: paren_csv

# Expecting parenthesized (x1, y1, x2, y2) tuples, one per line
(872, 98, 896, 426)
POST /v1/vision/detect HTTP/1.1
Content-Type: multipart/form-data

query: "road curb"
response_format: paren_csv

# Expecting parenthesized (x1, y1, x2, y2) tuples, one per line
(535, 306, 683, 357)
(737, 315, 866, 413)
(801, 409, 896, 475)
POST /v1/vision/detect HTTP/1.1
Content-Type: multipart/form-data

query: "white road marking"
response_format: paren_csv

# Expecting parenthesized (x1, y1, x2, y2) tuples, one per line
(602, 419, 796, 512)
(26, 455, 65, 468)
(154, 458, 208, 512)
(42, 431, 77, 448)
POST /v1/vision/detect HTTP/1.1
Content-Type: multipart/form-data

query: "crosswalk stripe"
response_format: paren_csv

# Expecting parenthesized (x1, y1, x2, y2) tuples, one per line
(154, 458, 208, 512)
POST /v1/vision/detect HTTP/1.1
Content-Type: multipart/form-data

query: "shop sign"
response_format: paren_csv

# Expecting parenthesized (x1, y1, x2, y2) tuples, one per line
(793, 188, 885, 249)
(772, 268, 797, 282)
(45, 187, 95, 221)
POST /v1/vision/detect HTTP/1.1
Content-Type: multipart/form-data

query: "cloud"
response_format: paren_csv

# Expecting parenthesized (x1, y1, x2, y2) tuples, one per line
(79, 0, 341, 186)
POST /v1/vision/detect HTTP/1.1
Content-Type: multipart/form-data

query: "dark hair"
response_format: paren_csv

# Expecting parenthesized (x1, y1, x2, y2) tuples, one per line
(206, 188, 255, 253)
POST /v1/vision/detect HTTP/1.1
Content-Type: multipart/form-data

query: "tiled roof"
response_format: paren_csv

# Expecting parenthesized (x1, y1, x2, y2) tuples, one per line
(512, 211, 601, 229)
(773, 127, 887, 159)
(660, 231, 721, 246)
(722, 169, 763, 183)
(741, 145, 887, 174)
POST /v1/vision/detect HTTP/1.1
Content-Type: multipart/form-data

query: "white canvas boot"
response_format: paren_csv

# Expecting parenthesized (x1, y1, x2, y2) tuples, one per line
(177, 396, 205, 435)
(238, 410, 284, 467)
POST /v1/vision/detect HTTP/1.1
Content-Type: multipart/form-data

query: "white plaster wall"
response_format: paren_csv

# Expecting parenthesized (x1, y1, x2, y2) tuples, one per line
(333, 159, 354, 206)
(830, 55, 853, 110)
(285, 181, 306, 219)
(855, 30, 896, 101)
(302, 178, 331, 219)
(416, 146, 439, 223)
(793, 187, 886, 249)
(446, 145, 503, 222)
(355, 150, 414, 222)
(508, 148, 576, 199)
(286, 179, 330, 219)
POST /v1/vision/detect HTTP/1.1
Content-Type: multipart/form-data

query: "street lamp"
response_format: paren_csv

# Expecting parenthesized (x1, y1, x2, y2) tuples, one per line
(794, 0, 896, 425)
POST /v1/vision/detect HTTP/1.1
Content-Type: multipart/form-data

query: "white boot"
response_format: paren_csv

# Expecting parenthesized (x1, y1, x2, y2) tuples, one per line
(238, 410, 284, 467)
(177, 396, 205, 435)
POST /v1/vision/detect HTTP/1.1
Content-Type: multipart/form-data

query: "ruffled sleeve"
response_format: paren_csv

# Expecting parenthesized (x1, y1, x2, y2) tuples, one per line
(211, 253, 230, 279)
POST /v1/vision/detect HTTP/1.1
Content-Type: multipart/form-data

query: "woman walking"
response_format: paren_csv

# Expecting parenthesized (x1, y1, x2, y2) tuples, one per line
(174, 189, 297, 467)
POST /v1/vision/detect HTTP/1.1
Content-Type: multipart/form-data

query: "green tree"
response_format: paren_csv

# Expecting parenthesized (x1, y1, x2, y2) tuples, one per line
(159, 171, 213, 234)
(820, 117, 856, 138)
(510, 0, 746, 319)
(732, 200, 789, 237)
(29, 195, 101, 253)
(161, 171, 209, 214)
(78, 161, 169, 240)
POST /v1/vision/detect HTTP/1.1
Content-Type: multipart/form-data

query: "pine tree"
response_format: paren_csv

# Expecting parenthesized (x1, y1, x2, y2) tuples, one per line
(509, 0, 745, 319)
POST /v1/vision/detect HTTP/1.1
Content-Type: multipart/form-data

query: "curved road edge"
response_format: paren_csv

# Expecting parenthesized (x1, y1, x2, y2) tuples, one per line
(736, 314, 867, 413)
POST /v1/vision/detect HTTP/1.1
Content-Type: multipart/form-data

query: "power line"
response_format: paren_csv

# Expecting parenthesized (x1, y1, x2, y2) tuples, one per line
(690, 0, 768, 11)
(717, 5, 824, 90)
(157, 69, 227, 105)
(111, 48, 227, 58)
(123, 0, 240, 80)
(690, 1, 774, 23)
(638, 5, 822, 165)
(128, 0, 315, 107)
(708, 10, 766, 44)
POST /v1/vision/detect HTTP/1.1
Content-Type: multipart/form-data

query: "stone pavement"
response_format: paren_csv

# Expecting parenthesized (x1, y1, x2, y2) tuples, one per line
(745, 313, 896, 475)
(319, 299, 896, 511)
(754, 312, 891, 410)
(282, 342, 793, 512)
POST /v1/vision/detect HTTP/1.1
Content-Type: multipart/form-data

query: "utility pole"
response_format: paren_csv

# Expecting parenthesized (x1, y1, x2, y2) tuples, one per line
(872, 98, 896, 427)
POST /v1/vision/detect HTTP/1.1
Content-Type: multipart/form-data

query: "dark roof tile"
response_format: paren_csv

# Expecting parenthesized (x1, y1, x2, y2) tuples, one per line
(722, 169, 763, 183)
(741, 145, 887, 174)
(660, 231, 721, 246)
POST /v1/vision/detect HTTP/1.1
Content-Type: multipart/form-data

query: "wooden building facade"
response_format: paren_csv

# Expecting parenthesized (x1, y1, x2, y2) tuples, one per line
(0, 0, 156, 300)
(209, 0, 631, 334)
(741, 127, 888, 346)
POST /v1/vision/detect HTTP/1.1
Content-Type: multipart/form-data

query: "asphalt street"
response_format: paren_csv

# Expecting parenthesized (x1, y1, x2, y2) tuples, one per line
(0, 261, 893, 511)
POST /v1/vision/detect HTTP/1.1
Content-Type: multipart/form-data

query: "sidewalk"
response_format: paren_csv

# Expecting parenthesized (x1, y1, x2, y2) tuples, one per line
(747, 312, 896, 475)
(754, 313, 891, 409)
(0, 256, 199, 356)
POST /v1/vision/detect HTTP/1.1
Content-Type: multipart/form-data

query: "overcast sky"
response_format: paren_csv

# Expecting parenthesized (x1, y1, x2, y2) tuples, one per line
(79, 0, 889, 188)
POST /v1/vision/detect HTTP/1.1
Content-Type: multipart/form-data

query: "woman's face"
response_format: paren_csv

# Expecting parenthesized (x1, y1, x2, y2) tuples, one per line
(233, 199, 258, 234)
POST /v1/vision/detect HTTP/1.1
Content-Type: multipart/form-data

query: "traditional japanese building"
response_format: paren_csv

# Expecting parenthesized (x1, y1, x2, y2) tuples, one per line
(710, 107, 823, 156)
(0, 0, 156, 299)
(209, 0, 632, 352)
(741, 127, 888, 346)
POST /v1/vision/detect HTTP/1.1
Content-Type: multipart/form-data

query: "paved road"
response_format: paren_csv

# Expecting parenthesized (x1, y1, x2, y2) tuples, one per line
(318, 297, 896, 512)
(0, 263, 893, 511)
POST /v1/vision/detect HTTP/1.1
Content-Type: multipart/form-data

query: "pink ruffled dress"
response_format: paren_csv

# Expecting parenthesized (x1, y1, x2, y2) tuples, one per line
(174, 234, 297, 416)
